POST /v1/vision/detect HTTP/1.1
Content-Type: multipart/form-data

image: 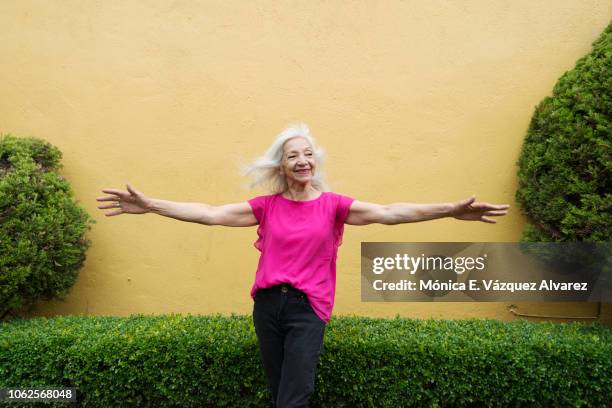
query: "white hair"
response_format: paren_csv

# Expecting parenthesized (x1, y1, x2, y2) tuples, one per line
(240, 123, 330, 193)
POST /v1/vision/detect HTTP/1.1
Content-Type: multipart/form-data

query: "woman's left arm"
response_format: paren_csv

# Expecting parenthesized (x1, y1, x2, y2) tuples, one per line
(345, 196, 509, 225)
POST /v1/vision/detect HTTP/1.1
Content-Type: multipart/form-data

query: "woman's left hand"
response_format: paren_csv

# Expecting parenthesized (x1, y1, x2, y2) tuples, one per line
(451, 196, 510, 223)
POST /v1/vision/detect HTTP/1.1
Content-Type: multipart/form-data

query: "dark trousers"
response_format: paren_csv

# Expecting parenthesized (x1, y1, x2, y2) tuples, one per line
(252, 283, 326, 408)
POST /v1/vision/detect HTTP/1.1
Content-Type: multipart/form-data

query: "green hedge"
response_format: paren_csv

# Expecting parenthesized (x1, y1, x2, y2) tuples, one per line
(1, 314, 610, 407)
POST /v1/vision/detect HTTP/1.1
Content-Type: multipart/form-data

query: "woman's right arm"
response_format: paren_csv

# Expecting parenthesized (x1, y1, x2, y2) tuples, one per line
(96, 183, 257, 227)
(150, 199, 257, 227)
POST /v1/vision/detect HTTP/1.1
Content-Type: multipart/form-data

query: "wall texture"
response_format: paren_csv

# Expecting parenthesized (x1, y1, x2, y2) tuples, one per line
(1, 1, 609, 324)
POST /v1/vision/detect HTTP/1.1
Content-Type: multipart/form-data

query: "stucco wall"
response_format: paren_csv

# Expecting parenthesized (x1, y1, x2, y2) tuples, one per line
(1, 1, 609, 323)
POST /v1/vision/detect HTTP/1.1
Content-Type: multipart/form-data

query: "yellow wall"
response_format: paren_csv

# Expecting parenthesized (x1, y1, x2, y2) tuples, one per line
(1, 1, 609, 324)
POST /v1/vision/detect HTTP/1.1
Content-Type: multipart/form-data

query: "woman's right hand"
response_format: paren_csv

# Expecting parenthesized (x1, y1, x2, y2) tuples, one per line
(96, 183, 153, 216)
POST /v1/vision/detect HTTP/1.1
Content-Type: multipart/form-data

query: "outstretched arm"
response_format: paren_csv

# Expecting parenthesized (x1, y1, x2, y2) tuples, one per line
(96, 183, 257, 227)
(149, 199, 257, 227)
(345, 195, 509, 225)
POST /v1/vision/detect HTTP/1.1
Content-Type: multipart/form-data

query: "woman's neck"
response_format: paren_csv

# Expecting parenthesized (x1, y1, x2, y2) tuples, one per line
(283, 183, 320, 201)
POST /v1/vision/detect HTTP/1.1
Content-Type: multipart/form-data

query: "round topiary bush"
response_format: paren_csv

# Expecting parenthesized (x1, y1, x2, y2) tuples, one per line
(0, 134, 95, 320)
(516, 22, 611, 242)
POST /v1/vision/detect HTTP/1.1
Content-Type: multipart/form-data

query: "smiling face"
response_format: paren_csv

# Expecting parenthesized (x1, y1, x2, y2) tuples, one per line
(280, 136, 316, 186)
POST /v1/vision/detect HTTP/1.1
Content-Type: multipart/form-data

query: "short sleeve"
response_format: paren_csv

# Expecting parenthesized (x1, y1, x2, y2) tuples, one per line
(333, 193, 355, 249)
(335, 193, 355, 224)
(247, 195, 268, 224)
(247, 195, 269, 252)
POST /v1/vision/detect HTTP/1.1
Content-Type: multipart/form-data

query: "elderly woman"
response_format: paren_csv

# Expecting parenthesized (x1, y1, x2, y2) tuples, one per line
(96, 123, 509, 408)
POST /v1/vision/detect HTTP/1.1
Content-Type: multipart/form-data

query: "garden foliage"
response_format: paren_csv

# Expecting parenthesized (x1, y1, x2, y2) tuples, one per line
(516, 23, 611, 242)
(0, 134, 95, 320)
(1, 314, 610, 407)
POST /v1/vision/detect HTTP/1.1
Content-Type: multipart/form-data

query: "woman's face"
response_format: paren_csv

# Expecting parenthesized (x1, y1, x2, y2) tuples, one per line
(280, 137, 316, 185)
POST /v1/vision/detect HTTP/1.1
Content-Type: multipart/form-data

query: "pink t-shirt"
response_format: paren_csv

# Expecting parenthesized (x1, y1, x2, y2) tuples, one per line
(247, 191, 355, 324)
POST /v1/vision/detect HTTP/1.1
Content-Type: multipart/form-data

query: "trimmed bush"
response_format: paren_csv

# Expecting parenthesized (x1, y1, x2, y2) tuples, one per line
(1, 314, 610, 407)
(515, 22, 611, 242)
(0, 134, 95, 320)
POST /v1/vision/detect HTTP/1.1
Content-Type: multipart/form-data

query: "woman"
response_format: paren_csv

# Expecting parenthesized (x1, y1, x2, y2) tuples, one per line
(96, 123, 509, 408)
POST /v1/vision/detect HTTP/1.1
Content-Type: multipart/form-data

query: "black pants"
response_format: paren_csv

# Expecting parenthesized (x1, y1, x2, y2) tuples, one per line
(253, 283, 326, 408)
